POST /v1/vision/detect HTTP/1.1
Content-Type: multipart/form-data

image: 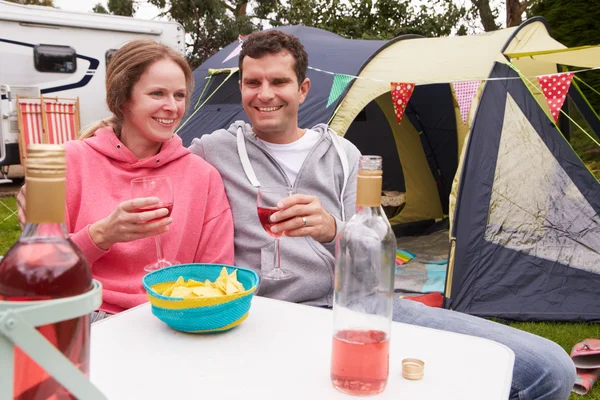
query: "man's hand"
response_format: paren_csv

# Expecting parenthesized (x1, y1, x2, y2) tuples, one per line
(269, 194, 336, 243)
(89, 197, 172, 250)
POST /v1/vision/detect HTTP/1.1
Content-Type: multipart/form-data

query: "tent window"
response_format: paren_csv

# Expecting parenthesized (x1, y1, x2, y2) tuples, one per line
(34, 44, 76, 73)
(201, 72, 242, 105)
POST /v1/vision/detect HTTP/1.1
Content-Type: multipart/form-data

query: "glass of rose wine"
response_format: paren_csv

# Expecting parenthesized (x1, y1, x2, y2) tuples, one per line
(257, 186, 296, 280)
(130, 175, 178, 272)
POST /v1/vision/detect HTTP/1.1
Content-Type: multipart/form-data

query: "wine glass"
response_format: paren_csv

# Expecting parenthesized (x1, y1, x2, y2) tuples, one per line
(257, 186, 296, 280)
(130, 175, 178, 272)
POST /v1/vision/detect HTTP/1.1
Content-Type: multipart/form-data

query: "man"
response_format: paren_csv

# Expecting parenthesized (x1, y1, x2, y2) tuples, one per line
(190, 30, 575, 399)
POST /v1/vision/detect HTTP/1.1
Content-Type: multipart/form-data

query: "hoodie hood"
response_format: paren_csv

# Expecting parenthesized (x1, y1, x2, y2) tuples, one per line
(85, 127, 190, 169)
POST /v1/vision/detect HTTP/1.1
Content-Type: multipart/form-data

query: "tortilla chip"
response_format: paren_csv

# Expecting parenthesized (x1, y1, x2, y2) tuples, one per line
(162, 276, 185, 296)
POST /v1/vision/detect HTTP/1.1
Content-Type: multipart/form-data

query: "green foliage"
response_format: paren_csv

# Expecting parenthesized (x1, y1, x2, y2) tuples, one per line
(147, 0, 254, 68)
(92, 3, 109, 14)
(508, 320, 600, 400)
(91, 0, 136, 17)
(107, 0, 136, 16)
(253, 0, 465, 40)
(151, 0, 468, 67)
(0, 197, 21, 257)
(4, 0, 54, 6)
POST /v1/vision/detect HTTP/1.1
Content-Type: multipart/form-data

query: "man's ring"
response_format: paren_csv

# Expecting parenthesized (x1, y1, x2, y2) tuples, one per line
(302, 216, 307, 227)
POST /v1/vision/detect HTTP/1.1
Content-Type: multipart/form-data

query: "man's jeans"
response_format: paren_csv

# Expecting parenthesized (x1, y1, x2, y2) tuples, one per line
(393, 299, 576, 400)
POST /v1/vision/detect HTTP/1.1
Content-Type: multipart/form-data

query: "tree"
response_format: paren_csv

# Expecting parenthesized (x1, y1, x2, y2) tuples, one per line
(470, 0, 501, 31)
(92, 3, 109, 13)
(107, 0, 136, 16)
(91, 0, 136, 17)
(5, 0, 54, 6)
(147, 0, 255, 68)
(149, 0, 474, 66)
(253, 0, 465, 40)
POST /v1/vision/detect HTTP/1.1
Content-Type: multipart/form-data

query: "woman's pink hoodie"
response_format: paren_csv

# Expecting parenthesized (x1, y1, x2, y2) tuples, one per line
(64, 128, 234, 313)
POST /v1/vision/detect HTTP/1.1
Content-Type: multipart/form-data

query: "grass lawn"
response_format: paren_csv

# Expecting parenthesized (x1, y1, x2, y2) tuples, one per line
(0, 195, 598, 398)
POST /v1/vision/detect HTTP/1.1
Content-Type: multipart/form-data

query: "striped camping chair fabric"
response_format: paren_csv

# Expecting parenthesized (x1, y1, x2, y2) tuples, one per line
(43, 98, 80, 145)
(16, 98, 45, 164)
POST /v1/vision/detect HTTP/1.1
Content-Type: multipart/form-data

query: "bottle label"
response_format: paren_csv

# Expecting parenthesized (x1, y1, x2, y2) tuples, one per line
(356, 171, 382, 207)
(26, 176, 66, 224)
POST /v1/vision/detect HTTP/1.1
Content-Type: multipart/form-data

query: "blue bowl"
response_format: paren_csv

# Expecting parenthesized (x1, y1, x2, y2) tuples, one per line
(142, 263, 259, 333)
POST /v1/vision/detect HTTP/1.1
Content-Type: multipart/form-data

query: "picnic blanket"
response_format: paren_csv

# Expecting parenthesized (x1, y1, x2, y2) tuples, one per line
(394, 230, 450, 295)
(395, 259, 448, 294)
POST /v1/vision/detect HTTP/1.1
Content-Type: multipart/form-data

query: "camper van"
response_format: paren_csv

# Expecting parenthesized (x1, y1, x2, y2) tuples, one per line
(0, 0, 185, 175)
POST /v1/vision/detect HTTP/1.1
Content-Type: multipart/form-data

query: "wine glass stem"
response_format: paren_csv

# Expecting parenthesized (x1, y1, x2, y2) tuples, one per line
(273, 237, 281, 273)
(154, 234, 166, 262)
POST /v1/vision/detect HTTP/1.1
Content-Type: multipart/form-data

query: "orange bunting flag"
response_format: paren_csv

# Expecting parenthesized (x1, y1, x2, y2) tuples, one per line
(537, 72, 574, 122)
(390, 82, 415, 124)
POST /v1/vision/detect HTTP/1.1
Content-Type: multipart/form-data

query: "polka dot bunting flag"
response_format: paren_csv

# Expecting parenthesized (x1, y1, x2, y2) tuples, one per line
(452, 80, 482, 125)
(537, 72, 574, 122)
(390, 82, 415, 125)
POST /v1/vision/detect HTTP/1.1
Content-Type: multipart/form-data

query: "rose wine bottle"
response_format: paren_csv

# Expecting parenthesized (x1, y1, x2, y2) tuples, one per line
(0, 144, 93, 400)
(331, 155, 396, 396)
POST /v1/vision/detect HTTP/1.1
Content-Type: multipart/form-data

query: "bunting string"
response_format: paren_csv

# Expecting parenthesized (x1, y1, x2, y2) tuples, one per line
(575, 75, 600, 98)
(308, 65, 600, 85)
(510, 63, 600, 148)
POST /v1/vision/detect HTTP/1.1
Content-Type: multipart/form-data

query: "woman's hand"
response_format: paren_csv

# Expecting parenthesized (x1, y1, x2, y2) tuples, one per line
(89, 197, 172, 250)
(269, 194, 337, 243)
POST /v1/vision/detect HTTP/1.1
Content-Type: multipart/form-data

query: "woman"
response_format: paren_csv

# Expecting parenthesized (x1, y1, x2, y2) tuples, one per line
(18, 39, 234, 317)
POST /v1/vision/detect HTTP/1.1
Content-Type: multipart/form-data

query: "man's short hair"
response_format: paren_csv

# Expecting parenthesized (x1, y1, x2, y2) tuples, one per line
(239, 30, 309, 85)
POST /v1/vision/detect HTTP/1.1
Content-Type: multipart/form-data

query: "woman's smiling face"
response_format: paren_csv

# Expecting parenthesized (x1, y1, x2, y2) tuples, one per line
(121, 58, 187, 152)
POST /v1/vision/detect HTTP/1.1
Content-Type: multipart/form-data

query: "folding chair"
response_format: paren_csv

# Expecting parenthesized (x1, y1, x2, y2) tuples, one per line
(41, 96, 80, 145)
(16, 96, 45, 165)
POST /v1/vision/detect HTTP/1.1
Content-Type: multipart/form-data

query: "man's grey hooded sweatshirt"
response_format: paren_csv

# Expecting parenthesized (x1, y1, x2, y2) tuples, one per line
(189, 121, 361, 307)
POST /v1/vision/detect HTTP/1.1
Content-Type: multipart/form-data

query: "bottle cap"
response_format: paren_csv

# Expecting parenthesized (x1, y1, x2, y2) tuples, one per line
(26, 144, 66, 178)
(402, 358, 425, 380)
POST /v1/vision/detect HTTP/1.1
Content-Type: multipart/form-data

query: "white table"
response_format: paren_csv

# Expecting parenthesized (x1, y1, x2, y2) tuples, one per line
(90, 296, 514, 399)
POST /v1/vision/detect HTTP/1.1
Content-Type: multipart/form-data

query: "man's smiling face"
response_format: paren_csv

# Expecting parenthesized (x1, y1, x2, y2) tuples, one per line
(240, 51, 310, 144)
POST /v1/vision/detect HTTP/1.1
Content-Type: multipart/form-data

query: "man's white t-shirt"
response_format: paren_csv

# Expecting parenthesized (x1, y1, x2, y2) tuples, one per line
(257, 129, 320, 185)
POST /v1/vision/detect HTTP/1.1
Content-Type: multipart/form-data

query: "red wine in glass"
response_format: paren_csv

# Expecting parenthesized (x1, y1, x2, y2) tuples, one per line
(256, 186, 296, 280)
(135, 203, 174, 220)
(130, 176, 178, 272)
(257, 206, 296, 238)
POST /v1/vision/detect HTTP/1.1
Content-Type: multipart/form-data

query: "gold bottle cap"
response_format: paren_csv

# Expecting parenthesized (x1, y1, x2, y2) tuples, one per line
(26, 144, 66, 178)
(402, 358, 425, 380)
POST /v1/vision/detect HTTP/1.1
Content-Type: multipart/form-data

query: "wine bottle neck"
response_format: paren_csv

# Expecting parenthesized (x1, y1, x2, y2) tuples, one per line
(21, 222, 69, 239)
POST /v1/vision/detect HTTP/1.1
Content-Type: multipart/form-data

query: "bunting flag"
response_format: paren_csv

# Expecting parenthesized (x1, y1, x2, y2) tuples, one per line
(222, 35, 246, 63)
(390, 82, 415, 124)
(537, 72, 575, 122)
(452, 80, 482, 124)
(327, 74, 355, 108)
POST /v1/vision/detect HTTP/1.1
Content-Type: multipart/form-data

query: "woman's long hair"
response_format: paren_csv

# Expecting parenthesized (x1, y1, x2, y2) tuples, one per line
(79, 39, 193, 139)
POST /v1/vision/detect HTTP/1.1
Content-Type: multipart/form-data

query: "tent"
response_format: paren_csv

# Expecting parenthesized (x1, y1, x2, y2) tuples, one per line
(178, 18, 600, 321)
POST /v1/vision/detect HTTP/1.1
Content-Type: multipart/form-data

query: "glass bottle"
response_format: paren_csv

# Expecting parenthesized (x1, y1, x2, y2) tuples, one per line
(330, 155, 397, 396)
(0, 144, 93, 399)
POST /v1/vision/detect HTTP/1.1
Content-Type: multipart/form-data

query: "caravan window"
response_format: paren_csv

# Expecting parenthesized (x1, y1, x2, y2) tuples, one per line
(34, 45, 76, 73)
(105, 49, 118, 67)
